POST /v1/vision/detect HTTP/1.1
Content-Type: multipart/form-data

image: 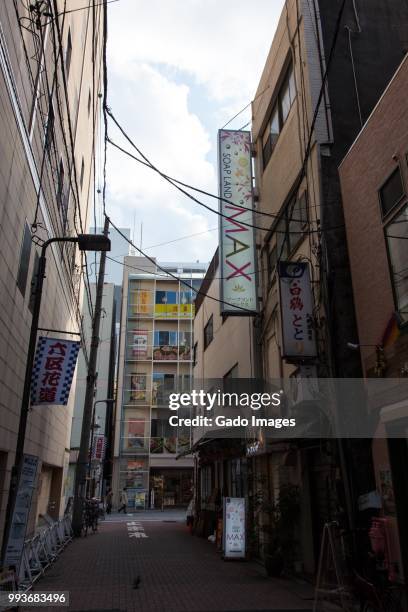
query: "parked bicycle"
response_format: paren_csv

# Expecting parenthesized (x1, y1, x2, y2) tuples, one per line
(352, 570, 403, 612)
(81, 499, 99, 537)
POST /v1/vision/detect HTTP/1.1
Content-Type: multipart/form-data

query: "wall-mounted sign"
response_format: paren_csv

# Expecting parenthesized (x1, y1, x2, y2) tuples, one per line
(278, 262, 317, 360)
(92, 434, 106, 461)
(4, 454, 39, 573)
(222, 497, 246, 559)
(218, 130, 257, 315)
(30, 337, 80, 406)
(132, 331, 148, 357)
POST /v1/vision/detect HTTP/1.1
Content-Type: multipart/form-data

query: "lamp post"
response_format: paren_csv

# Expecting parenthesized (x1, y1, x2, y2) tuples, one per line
(1, 233, 110, 566)
(88, 399, 114, 498)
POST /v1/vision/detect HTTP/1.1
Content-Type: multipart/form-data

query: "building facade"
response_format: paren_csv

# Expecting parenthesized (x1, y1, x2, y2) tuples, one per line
(68, 282, 116, 500)
(68, 226, 131, 500)
(112, 256, 206, 510)
(188, 0, 408, 579)
(339, 53, 408, 586)
(249, 0, 408, 573)
(0, 0, 105, 545)
(191, 248, 258, 547)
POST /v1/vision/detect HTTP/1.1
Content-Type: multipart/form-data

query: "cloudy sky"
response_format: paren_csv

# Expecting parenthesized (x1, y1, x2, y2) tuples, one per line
(103, 0, 285, 264)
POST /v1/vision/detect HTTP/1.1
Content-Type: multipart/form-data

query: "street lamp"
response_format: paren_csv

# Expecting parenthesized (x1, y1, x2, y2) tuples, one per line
(1, 233, 110, 566)
(87, 399, 114, 497)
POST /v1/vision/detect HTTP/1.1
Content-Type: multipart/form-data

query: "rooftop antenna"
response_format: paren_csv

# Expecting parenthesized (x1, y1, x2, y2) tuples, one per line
(132, 211, 136, 244)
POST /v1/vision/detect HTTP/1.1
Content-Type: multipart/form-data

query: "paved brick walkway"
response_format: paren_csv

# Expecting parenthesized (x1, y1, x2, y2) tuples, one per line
(22, 519, 315, 612)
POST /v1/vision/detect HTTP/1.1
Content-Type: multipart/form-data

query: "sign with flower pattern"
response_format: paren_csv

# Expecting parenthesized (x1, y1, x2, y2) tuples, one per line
(218, 130, 257, 314)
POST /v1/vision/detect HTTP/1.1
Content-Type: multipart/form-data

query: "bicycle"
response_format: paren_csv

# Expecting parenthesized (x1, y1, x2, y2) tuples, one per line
(352, 570, 404, 612)
(81, 499, 99, 537)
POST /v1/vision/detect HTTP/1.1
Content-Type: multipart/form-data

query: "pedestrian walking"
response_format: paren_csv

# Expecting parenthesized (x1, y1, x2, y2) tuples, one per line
(105, 487, 113, 514)
(118, 487, 128, 513)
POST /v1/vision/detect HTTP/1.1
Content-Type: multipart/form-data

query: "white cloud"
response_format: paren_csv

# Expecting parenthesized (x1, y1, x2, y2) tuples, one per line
(108, 0, 283, 105)
(104, 0, 284, 262)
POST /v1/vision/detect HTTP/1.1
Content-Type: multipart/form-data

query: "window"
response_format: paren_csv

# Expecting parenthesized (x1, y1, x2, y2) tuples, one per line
(204, 314, 213, 350)
(129, 374, 147, 403)
(267, 244, 277, 284)
(262, 62, 296, 169)
(277, 191, 308, 256)
(65, 28, 72, 77)
(266, 191, 308, 285)
(80, 157, 85, 190)
(379, 167, 404, 218)
(155, 290, 177, 318)
(385, 204, 408, 321)
(280, 67, 296, 123)
(178, 331, 192, 360)
(152, 373, 175, 405)
(153, 331, 178, 361)
(17, 222, 32, 296)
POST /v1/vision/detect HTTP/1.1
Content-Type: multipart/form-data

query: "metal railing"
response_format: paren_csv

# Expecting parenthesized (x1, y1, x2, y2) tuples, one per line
(0, 514, 73, 600)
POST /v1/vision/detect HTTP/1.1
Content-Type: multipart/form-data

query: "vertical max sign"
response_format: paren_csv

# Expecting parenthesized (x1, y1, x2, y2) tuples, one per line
(218, 130, 257, 315)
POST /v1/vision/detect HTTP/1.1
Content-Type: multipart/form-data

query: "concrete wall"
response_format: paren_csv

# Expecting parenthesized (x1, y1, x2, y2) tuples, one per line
(193, 252, 253, 382)
(71, 283, 116, 449)
(0, 0, 104, 542)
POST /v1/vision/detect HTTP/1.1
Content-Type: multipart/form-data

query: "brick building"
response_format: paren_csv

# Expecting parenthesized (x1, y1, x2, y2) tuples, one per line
(339, 52, 408, 586)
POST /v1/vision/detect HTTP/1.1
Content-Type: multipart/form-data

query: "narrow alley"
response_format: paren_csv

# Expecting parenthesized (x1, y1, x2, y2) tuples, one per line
(22, 512, 314, 612)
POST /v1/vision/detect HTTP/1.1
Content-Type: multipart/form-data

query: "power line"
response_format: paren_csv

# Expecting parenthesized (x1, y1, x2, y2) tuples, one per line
(144, 227, 218, 249)
(12, 8, 90, 354)
(50, 0, 96, 320)
(107, 252, 286, 282)
(35, 0, 101, 350)
(107, 218, 258, 315)
(221, 84, 271, 129)
(29, 0, 120, 25)
(107, 136, 299, 223)
(106, 118, 344, 236)
(54, 0, 119, 18)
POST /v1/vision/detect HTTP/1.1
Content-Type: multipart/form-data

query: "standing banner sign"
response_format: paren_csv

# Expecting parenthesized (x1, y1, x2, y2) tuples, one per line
(278, 261, 317, 359)
(30, 337, 80, 406)
(218, 130, 257, 315)
(222, 497, 246, 559)
(4, 454, 39, 573)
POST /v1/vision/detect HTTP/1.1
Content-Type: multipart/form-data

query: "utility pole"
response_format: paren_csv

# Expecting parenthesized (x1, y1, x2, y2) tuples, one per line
(72, 216, 110, 536)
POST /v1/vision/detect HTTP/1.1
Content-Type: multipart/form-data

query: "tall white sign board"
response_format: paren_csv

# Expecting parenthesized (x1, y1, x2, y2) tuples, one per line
(218, 130, 257, 315)
(223, 497, 246, 559)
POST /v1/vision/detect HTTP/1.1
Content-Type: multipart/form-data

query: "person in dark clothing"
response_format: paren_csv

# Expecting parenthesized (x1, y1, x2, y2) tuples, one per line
(118, 487, 128, 513)
(105, 487, 113, 514)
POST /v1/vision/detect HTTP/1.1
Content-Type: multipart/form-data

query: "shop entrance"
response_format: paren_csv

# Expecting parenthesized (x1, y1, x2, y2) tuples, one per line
(150, 468, 192, 508)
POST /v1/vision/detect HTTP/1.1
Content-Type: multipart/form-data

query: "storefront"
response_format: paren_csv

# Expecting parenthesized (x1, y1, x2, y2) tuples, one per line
(372, 402, 408, 586)
(150, 468, 192, 508)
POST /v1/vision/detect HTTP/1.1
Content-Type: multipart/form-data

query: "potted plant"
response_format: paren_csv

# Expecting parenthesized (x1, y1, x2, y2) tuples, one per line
(261, 483, 300, 577)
